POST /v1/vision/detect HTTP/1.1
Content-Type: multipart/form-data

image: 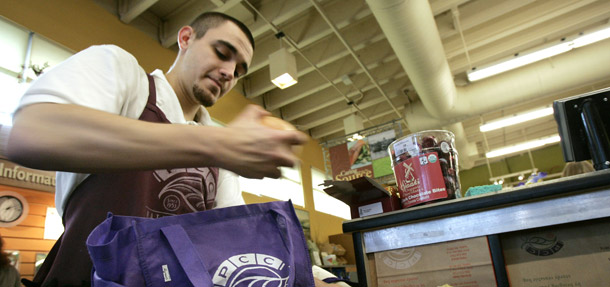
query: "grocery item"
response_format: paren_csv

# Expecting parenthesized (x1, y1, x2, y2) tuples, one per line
(464, 184, 502, 197)
(260, 115, 296, 130)
(260, 115, 303, 155)
(388, 130, 461, 208)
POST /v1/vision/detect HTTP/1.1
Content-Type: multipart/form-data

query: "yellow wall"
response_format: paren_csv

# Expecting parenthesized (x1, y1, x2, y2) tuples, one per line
(0, 0, 345, 247)
(459, 144, 567, 191)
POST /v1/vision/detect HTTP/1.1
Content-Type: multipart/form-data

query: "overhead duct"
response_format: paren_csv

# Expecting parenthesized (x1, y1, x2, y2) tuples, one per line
(366, 0, 456, 119)
(405, 40, 610, 131)
(366, 0, 610, 168)
(443, 122, 476, 170)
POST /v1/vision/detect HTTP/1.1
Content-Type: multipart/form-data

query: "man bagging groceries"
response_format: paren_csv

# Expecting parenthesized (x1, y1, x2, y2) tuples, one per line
(2, 11, 348, 286)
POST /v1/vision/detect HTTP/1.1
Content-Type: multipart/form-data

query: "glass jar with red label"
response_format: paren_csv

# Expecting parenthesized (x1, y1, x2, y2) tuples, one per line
(388, 130, 461, 208)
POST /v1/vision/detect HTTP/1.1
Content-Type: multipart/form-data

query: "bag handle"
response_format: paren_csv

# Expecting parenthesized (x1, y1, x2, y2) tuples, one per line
(270, 209, 296, 287)
(160, 225, 211, 287)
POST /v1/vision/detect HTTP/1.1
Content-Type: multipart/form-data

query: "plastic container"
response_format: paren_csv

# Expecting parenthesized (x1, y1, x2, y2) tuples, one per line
(388, 130, 461, 208)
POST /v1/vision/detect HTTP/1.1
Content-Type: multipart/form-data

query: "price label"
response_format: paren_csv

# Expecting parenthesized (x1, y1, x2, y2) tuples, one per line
(393, 137, 419, 157)
(358, 202, 383, 217)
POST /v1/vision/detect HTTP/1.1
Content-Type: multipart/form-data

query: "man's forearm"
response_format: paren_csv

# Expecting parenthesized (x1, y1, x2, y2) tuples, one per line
(7, 103, 222, 173)
(7, 103, 306, 179)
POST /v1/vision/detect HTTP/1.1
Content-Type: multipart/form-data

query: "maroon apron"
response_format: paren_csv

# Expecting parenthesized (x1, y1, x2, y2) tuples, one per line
(31, 75, 218, 286)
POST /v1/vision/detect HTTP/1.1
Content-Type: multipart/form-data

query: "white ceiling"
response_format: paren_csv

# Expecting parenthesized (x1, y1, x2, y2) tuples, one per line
(94, 0, 610, 169)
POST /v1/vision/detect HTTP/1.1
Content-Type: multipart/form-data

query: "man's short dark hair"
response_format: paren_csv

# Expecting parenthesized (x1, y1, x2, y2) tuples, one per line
(189, 12, 255, 51)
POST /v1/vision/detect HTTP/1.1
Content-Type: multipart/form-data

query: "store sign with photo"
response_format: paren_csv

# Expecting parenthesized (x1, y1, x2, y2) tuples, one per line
(328, 129, 396, 181)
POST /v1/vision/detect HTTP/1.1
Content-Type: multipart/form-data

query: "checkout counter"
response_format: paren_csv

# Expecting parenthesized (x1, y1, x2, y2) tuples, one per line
(342, 168, 610, 286)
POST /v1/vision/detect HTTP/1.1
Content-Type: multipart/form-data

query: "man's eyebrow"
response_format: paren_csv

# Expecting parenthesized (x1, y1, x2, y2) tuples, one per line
(217, 40, 249, 75)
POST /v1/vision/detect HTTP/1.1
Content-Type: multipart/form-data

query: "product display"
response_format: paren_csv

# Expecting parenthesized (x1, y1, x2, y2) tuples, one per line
(388, 130, 461, 208)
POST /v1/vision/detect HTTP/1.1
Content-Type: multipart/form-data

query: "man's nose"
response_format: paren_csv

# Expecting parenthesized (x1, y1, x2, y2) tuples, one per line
(219, 63, 235, 81)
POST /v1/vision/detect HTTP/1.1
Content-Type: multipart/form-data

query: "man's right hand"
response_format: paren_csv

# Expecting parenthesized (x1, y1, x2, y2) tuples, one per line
(218, 105, 308, 179)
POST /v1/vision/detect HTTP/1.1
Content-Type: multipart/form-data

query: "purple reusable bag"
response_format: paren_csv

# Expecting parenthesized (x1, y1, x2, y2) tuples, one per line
(86, 200, 315, 287)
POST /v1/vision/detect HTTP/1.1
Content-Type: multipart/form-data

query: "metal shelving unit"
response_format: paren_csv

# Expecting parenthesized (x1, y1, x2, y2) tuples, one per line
(342, 169, 610, 286)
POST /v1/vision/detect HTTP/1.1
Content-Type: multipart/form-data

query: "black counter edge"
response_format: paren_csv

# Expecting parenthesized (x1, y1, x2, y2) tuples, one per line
(342, 169, 610, 233)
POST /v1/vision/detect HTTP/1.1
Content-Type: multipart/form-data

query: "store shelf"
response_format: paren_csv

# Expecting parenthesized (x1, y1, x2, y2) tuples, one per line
(343, 168, 610, 286)
(363, 186, 610, 252)
(344, 169, 610, 235)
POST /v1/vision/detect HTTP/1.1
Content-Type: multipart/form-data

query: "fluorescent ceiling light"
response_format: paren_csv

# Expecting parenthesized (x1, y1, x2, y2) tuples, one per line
(572, 26, 610, 48)
(468, 25, 610, 82)
(468, 42, 572, 82)
(269, 47, 298, 89)
(486, 134, 560, 158)
(480, 106, 554, 132)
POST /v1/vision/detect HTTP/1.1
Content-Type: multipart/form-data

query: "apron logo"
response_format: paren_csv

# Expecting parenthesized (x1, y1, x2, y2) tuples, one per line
(158, 176, 204, 212)
(162, 194, 180, 211)
(213, 253, 289, 287)
(146, 168, 217, 217)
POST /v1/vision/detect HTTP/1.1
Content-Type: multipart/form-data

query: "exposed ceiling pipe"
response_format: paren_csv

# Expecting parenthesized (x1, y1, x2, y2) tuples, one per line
(366, 0, 457, 119)
(366, 0, 610, 169)
(19, 32, 34, 83)
(451, 7, 472, 70)
(365, 0, 471, 168)
(443, 122, 476, 170)
(405, 40, 610, 131)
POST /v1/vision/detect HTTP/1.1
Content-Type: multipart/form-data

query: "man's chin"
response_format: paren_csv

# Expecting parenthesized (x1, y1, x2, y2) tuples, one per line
(193, 85, 219, 107)
(201, 99, 216, 107)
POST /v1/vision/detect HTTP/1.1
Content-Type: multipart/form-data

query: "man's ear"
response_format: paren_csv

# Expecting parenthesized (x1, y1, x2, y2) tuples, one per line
(177, 26, 195, 50)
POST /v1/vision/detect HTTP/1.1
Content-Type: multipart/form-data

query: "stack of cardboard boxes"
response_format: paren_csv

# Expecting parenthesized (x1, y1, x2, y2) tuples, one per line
(501, 218, 610, 286)
(374, 236, 496, 287)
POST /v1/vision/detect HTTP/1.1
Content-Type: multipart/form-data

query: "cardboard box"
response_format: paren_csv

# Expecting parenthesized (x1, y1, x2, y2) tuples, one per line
(501, 218, 610, 287)
(377, 265, 496, 287)
(323, 176, 401, 218)
(375, 236, 496, 287)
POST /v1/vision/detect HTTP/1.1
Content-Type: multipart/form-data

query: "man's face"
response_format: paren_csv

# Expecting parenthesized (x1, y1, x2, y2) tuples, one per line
(182, 21, 253, 107)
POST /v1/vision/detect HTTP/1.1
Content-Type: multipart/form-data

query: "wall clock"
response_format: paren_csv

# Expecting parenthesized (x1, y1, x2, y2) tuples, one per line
(0, 191, 29, 228)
